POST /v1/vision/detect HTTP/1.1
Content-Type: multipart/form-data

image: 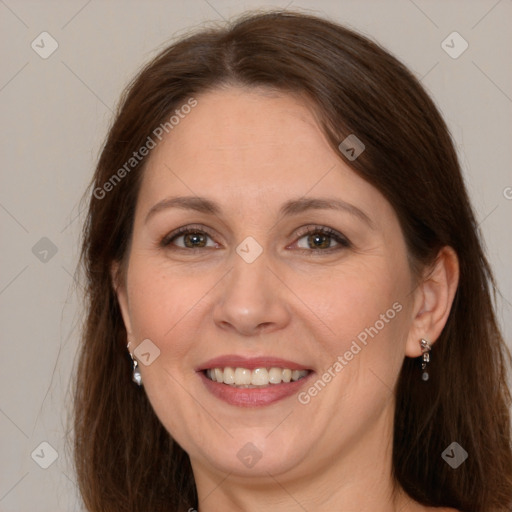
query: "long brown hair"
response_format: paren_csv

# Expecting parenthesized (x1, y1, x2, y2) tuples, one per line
(73, 10, 512, 512)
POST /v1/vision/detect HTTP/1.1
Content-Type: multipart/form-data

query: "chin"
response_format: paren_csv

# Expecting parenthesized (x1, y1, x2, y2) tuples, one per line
(193, 434, 310, 478)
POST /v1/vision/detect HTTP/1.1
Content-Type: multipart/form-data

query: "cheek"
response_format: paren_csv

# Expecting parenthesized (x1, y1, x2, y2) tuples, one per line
(126, 257, 186, 344)
(128, 270, 171, 333)
(125, 255, 221, 362)
(296, 259, 407, 340)
(302, 267, 410, 416)
(299, 263, 411, 391)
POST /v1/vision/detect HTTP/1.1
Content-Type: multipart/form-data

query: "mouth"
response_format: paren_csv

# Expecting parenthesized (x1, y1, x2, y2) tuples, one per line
(204, 367, 310, 388)
(196, 355, 314, 407)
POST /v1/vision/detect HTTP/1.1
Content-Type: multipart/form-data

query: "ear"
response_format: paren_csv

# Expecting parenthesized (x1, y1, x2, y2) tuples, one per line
(111, 260, 133, 337)
(405, 246, 460, 357)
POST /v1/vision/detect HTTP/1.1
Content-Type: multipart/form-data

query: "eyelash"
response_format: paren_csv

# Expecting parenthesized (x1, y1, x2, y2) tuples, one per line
(160, 224, 351, 254)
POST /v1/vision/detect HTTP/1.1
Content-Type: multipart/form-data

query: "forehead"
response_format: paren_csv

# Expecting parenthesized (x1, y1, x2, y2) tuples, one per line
(135, 86, 388, 223)
(153, 87, 330, 173)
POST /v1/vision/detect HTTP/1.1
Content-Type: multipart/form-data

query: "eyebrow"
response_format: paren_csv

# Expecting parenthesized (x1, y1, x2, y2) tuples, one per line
(144, 195, 374, 228)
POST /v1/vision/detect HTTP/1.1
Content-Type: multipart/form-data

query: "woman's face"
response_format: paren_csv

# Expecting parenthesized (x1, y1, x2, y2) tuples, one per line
(114, 86, 424, 483)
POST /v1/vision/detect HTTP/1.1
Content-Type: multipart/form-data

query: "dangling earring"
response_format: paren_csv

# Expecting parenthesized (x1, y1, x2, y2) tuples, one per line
(420, 338, 432, 381)
(127, 343, 142, 386)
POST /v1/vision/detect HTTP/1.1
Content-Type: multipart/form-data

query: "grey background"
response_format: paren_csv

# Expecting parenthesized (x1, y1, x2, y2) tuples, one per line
(0, 0, 511, 510)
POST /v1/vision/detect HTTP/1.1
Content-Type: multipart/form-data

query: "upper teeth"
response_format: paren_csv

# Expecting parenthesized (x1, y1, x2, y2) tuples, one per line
(206, 367, 309, 387)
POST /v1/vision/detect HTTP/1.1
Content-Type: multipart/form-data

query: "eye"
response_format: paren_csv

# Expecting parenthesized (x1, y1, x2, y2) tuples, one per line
(160, 224, 351, 253)
(160, 225, 219, 250)
(293, 225, 351, 253)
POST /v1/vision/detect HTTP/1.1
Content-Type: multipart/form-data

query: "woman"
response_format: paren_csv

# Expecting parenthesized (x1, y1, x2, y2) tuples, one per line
(73, 10, 512, 512)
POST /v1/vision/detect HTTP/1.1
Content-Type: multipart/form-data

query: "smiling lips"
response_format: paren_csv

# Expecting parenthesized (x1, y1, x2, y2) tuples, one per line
(197, 355, 313, 406)
(206, 367, 310, 387)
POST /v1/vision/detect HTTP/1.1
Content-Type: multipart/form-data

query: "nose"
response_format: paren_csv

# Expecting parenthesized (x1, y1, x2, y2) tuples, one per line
(212, 247, 291, 337)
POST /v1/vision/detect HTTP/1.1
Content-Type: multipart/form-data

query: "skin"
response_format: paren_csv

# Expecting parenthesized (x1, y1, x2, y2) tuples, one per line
(113, 86, 460, 512)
